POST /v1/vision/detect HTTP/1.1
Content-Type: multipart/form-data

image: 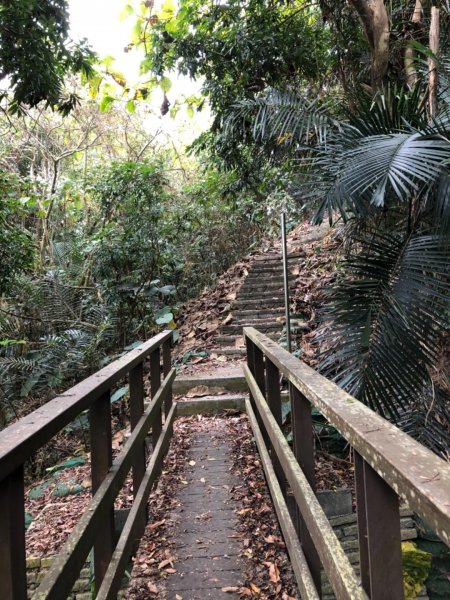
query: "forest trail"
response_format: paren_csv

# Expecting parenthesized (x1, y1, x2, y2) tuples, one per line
(12, 219, 447, 600)
(214, 252, 299, 358)
(169, 221, 332, 424)
(175, 221, 330, 374)
(23, 225, 332, 600)
(124, 412, 299, 600)
(155, 420, 243, 600)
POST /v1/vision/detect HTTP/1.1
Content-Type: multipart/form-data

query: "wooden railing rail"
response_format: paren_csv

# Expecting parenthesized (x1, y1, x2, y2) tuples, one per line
(0, 330, 174, 600)
(244, 327, 450, 600)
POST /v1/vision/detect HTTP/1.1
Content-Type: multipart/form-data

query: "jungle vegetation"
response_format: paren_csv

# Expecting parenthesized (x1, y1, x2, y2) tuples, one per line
(0, 0, 449, 455)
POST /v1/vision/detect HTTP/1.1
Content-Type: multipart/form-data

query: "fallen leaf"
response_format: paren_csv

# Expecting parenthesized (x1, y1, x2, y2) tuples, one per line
(112, 429, 125, 450)
(221, 586, 239, 593)
(189, 460, 196, 466)
(240, 588, 252, 597)
(268, 562, 280, 583)
(165, 567, 176, 574)
(238, 508, 252, 515)
(186, 385, 210, 398)
(190, 356, 206, 364)
(250, 583, 261, 594)
(148, 519, 165, 530)
(158, 558, 173, 569)
(147, 582, 159, 594)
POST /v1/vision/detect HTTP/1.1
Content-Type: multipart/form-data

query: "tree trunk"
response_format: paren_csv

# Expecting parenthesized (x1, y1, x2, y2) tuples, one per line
(428, 7, 440, 120)
(404, 0, 423, 88)
(349, 0, 390, 90)
(39, 159, 59, 268)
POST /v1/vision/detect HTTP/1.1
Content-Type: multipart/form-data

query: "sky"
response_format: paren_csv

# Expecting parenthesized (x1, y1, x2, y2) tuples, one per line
(68, 0, 209, 143)
(69, 0, 139, 75)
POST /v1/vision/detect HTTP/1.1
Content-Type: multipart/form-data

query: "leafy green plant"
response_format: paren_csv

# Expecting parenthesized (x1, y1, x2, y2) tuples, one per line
(226, 79, 450, 448)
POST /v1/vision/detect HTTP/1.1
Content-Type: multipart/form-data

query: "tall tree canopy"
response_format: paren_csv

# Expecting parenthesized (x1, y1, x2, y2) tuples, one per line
(0, 0, 94, 112)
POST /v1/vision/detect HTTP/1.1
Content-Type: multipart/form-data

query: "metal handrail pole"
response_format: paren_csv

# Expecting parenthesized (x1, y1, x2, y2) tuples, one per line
(281, 212, 292, 352)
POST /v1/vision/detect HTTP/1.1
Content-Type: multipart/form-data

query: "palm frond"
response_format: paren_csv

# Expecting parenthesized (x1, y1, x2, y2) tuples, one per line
(348, 83, 428, 134)
(225, 88, 335, 147)
(317, 228, 450, 420)
(312, 130, 450, 222)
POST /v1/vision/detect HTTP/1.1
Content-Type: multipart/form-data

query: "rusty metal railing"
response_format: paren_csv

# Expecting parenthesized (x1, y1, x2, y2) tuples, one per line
(243, 327, 450, 600)
(0, 330, 174, 600)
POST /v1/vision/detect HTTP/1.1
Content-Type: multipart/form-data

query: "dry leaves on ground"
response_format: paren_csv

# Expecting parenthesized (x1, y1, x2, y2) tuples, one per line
(227, 415, 299, 600)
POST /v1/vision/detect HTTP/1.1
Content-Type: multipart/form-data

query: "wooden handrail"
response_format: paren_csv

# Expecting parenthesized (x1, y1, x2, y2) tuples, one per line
(0, 330, 174, 600)
(245, 365, 368, 600)
(33, 369, 176, 599)
(0, 331, 172, 481)
(244, 327, 450, 600)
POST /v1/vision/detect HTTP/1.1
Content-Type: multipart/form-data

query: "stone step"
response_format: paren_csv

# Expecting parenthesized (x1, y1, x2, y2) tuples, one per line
(238, 289, 286, 297)
(243, 275, 291, 284)
(222, 322, 282, 335)
(240, 281, 286, 289)
(176, 394, 247, 416)
(236, 294, 285, 302)
(239, 286, 284, 296)
(215, 332, 280, 346)
(248, 265, 284, 273)
(234, 298, 285, 308)
(251, 252, 303, 263)
(173, 374, 247, 395)
(233, 308, 285, 318)
(232, 314, 286, 325)
(217, 347, 247, 356)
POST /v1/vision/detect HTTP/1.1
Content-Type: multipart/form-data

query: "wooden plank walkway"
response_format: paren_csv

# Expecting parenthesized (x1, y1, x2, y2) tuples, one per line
(165, 422, 243, 600)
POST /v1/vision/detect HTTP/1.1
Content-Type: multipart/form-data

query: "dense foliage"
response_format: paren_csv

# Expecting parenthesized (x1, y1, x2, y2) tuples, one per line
(122, 0, 450, 450)
(0, 101, 268, 424)
(0, 0, 448, 454)
(0, 0, 94, 112)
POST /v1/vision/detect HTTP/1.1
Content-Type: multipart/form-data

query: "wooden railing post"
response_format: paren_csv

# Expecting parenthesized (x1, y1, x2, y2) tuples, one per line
(162, 337, 172, 417)
(0, 467, 27, 600)
(150, 348, 162, 448)
(290, 383, 322, 596)
(253, 344, 270, 447)
(355, 452, 404, 599)
(89, 392, 115, 594)
(266, 359, 286, 496)
(130, 362, 146, 534)
(245, 333, 255, 407)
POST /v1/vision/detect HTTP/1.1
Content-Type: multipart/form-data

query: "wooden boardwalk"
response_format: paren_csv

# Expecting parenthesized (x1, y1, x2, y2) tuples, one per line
(165, 422, 243, 599)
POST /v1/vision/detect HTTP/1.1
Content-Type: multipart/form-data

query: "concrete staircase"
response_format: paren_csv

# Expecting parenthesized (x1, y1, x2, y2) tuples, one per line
(214, 253, 300, 357)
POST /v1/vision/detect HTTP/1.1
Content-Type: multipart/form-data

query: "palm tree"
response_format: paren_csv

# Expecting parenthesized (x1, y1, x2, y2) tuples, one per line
(226, 80, 450, 454)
